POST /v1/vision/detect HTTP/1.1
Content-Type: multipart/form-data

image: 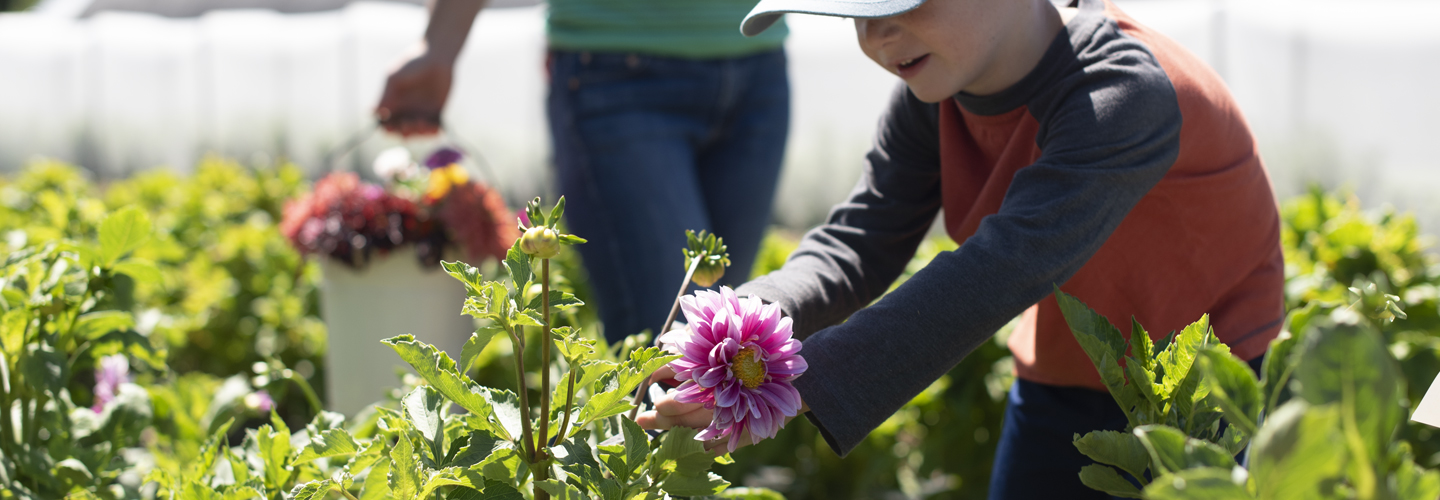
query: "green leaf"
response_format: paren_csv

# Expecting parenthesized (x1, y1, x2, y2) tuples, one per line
(112, 259, 162, 285)
(360, 457, 392, 500)
(452, 480, 523, 500)
(1077, 464, 1142, 498)
(221, 486, 264, 500)
(0, 308, 28, 357)
(1141, 467, 1252, 500)
(1073, 430, 1150, 480)
(661, 453, 730, 497)
(256, 418, 293, 492)
(548, 197, 566, 228)
(536, 480, 585, 500)
(526, 290, 584, 312)
(389, 436, 422, 500)
(420, 467, 486, 498)
(460, 327, 503, 375)
(1130, 317, 1155, 372)
(1054, 288, 1128, 389)
(475, 446, 523, 485)
(384, 335, 515, 440)
(190, 418, 236, 477)
(551, 326, 597, 364)
(1293, 320, 1403, 479)
(715, 487, 789, 500)
(1394, 457, 1440, 500)
(404, 385, 447, 462)
(290, 479, 334, 500)
(442, 261, 488, 297)
(558, 234, 587, 245)
(1132, 425, 1236, 476)
(579, 348, 680, 425)
(1248, 401, 1345, 500)
(554, 430, 604, 489)
(98, 206, 152, 266)
(294, 427, 362, 466)
(72, 310, 134, 342)
(18, 345, 65, 395)
(1197, 347, 1261, 437)
(504, 246, 532, 291)
(654, 426, 709, 478)
(514, 310, 544, 328)
(1125, 356, 1163, 415)
(621, 417, 650, 482)
(1261, 332, 1298, 413)
(1158, 315, 1212, 399)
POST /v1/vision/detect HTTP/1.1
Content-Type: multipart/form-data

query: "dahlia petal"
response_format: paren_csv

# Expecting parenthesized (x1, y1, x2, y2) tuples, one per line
(716, 381, 741, 408)
(758, 316, 794, 352)
(679, 295, 704, 326)
(759, 382, 802, 415)
(754, 303, 781, 342)
(696, 423, 726, 442)
(696, 365, 729, 388)
(766, 355, 808, 376)
(720, 286, 742, 316)
(768, 337, 803, 359)
(673, 381, 712, 405)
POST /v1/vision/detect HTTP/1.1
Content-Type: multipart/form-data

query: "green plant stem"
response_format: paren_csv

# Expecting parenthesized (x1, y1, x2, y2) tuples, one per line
(510, 326, 537, 463)
(555, 367, 577, 443)
(535, 258, 552, 500)
(337, 486, 360, 500)
(626, 255, 702, 422)
(287, 371, 324, 415)
(1340, 362, 1377, 500)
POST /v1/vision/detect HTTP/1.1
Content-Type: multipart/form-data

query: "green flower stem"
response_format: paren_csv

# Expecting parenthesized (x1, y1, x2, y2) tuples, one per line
(535, 258, 553, 500)
(510, 326, 537, 463)
(555, 367, 577, 443)
(337, 486, 360, 500)
(626, 255, 702, 421)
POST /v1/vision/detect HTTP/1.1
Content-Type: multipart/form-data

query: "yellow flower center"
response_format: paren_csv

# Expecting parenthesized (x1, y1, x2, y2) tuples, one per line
(731, 346, 766, 389)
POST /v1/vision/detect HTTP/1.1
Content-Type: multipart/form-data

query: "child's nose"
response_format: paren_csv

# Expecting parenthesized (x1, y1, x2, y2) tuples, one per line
(855, 17, 902, 45)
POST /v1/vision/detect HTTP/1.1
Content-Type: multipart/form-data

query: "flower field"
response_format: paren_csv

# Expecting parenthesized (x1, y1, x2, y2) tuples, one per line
(2, 157, 1440, 499)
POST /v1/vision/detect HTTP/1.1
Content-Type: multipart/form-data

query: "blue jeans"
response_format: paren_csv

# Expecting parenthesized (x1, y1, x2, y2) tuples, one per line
(546, 49, 790, 343)
(989, 356, 1264, 499)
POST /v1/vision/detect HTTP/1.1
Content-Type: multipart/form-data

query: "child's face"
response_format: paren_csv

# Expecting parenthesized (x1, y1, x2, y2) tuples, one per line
(855, 0, 1053, 103)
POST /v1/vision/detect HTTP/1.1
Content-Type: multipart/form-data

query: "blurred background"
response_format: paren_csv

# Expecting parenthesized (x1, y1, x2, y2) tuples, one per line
(4, 0, 1439, 232)
(4, 1, 1440, 499)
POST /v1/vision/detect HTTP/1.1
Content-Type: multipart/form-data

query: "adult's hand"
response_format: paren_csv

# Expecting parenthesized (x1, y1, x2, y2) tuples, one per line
(376, 45, 452, 137)
(373, 0, 486, 137)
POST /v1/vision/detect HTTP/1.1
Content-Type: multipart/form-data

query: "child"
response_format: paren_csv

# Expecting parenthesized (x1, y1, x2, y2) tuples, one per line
(637, 0, 1283, 497)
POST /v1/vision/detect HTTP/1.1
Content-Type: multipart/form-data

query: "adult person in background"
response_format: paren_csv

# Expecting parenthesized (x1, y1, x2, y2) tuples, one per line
(375, 0, 791, 344)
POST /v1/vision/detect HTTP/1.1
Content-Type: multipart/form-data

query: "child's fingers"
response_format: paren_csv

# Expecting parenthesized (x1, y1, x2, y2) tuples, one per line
(635, 408, 713, 430)
(648, 365, 677, 385)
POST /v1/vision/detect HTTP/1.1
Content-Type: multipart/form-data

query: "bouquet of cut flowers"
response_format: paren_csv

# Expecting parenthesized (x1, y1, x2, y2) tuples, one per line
(280, 146, 518, 268)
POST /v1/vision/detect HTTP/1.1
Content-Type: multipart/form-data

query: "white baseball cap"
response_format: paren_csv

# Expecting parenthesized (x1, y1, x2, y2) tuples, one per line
(741, 0, 928, 36)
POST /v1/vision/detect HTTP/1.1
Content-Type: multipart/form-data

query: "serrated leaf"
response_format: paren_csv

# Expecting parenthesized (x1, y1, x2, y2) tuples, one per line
(660, 454, 729, 497)
(554, 430, 603, 488)
(289, 479, 333, 500)
(1073, 430, 1150, 480)
(536, 480, 585, 500)
(1198, 348, 1261, 437)
(1130, 317, 1155, 372)
(453, 480, 524, 500)
(295, 427, 361, 466)
(389, 436, 421, 500)
(1141, 467, 1250, 499)
(420, 467, 485, 498)
(360, 457, 391, 500)
(1159, 315, 1211, 398)
(504, 246, 532, 290)
(1132, 425, 1235, 477)
(112, 259, 162, 285)
(621, 417, 650, 482)
(514, 310, 544, 328)
(442, 260, 487, 297)
(1078, 464, 1142, 498)
(99, 206, 151, 266)
(1293, 321, 1402, 479)
(256, 418, 293, 492)
(527, 290, 583, 312)
(475, 446, 523, 485)
(461, 327, 502, 375)
(451, 430, 502, 468)
(220, 485, 264, 500)
(404, 385, 447, 462)
(384, 335, 516, 440)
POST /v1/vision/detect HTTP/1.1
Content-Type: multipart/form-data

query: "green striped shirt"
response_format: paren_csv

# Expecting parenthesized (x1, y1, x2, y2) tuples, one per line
(546, 0, 787, 59)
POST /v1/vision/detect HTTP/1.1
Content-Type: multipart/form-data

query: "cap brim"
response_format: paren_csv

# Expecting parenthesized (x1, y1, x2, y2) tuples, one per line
(741, 0, 926, 36)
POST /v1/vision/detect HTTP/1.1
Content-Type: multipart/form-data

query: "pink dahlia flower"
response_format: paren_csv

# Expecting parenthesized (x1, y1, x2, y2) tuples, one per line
(660, 286, 807, 452)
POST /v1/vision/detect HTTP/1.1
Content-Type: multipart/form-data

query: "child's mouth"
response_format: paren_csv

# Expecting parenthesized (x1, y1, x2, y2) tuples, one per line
(896, 54, 929, 77)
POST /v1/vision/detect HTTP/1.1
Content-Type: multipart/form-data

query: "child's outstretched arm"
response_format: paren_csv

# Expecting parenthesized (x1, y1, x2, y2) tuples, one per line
(739, 67, 1180, 456)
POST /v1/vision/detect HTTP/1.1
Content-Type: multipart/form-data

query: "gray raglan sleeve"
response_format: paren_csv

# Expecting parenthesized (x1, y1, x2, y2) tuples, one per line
(735, 83, 943, 339)
(739, 70, 1181, 455)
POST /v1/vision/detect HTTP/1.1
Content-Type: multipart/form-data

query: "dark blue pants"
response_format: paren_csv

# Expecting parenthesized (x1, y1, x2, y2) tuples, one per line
(547, 49, 790, 343)
(989, 356, 1264, 499)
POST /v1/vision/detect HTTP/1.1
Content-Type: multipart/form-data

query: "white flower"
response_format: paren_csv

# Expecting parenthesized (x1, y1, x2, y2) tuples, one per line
(373, 147, 418, 182)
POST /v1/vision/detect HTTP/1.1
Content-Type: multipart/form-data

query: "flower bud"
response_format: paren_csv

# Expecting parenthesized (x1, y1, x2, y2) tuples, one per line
(520, 226, 560, 258)
(691, 261, 725, 288)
